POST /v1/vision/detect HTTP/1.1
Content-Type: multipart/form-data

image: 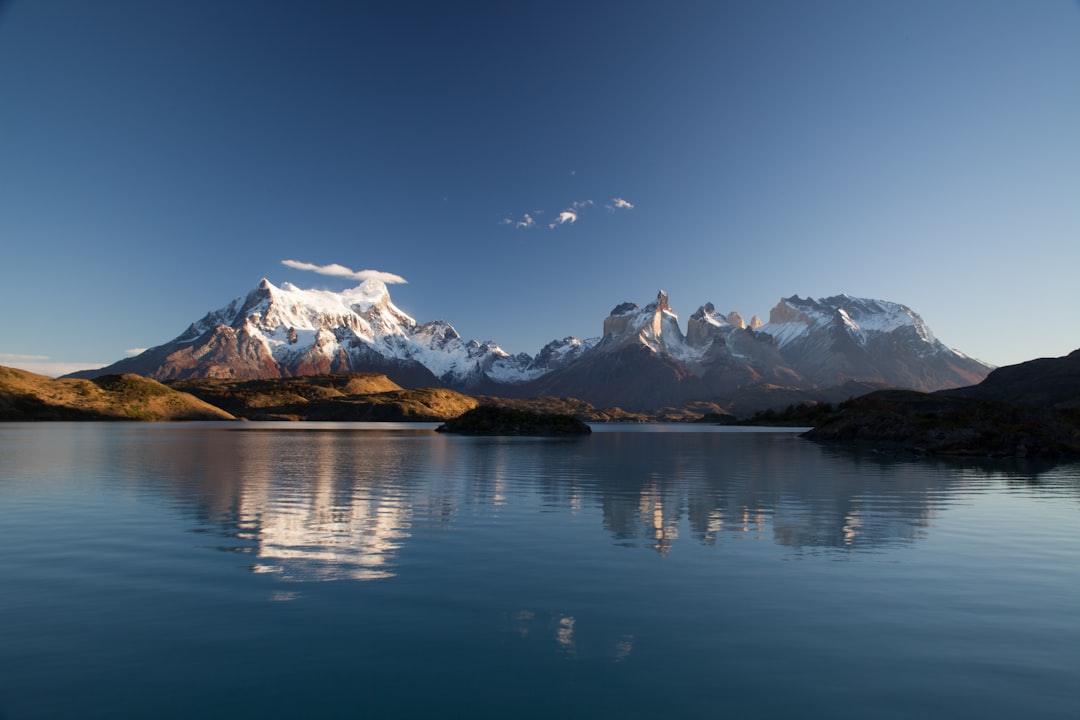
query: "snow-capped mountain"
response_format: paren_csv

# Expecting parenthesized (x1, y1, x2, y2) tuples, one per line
(524, 291, 991, 408)
(71, 280, 992, 410)
(70, 278, 568, 387)
(756, 294, 991, 391)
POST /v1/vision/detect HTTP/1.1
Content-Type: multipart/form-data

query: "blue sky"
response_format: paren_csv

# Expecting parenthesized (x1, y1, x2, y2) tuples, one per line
(2, 0, 1079, 376)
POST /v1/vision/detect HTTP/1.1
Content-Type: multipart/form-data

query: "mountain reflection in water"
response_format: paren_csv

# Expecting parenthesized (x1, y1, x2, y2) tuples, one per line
(2, 422, 1078, 720)
(86, 424, 1080, 582)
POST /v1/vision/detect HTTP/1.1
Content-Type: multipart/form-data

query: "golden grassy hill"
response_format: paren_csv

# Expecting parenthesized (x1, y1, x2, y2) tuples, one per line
(171, 374, 477, 421)
(0, 366, 235, 421)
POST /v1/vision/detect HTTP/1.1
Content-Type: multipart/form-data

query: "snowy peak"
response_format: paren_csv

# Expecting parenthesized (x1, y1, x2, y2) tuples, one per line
(761, 294, 932, 349)
(114, 277, 538, 386)
(654, 289, 672, 314)
(534, 336, 596, 366)
(691, 303, 730, 327)
(752, 293, 990, 392)
(686, 303, 731, 348)
(601, 290, 685, 355)
(74, 279, 992, 403)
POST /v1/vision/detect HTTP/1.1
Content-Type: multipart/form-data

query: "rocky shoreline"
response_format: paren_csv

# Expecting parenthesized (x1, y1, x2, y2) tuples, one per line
(801, 390, 1080, 459)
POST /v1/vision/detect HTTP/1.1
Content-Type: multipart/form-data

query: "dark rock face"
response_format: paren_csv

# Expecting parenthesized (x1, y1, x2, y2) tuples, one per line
(436, 405, 592, 436)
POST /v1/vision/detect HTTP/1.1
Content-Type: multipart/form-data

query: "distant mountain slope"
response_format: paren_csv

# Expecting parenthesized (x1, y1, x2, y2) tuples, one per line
(67, 279, 992, 410)
(803, 349, 1080, 458)
(0, 366, 234, 421)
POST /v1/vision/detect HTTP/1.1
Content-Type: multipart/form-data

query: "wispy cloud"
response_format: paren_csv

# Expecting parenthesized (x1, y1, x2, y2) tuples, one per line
(604, 197, 635, 212)
(0, 355, 107, 377)
(0, 353, 49, 361)
(503, 212, 541, 229)
(124, 348, 147, 356)
(505, 195, 631, 230)
(281, 260, 407, 284)
(549, 210, 578, 229)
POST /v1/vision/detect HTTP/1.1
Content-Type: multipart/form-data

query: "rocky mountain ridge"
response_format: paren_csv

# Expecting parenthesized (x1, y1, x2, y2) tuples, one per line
(69, 278, 993, 410)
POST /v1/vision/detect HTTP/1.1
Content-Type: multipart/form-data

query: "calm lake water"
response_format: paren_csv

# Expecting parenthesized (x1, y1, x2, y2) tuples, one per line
(1, 422, 1077, 719)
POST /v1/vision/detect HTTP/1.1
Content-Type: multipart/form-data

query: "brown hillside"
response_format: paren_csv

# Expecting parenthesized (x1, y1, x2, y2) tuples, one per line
(0, 366, 235, 421)
(171, 374, 474, 421)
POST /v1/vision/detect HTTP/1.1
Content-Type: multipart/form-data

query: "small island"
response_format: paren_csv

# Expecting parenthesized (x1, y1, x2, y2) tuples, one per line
(436, 405, 592, 436)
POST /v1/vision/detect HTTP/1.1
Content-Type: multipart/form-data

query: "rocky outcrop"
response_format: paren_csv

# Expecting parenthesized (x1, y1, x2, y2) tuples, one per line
(436, 405, 591, 436)
(726, 311, 747, 329)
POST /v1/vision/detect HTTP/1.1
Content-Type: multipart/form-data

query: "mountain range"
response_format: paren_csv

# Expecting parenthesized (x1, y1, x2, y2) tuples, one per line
(69, 278, 993, 410)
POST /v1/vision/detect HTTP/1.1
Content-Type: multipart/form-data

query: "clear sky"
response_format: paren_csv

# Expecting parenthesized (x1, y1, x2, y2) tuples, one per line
(2, 0, 1079, 376)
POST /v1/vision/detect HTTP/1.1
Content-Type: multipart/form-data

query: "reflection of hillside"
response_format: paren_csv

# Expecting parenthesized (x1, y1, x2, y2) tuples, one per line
(100, 426, 1080, 578)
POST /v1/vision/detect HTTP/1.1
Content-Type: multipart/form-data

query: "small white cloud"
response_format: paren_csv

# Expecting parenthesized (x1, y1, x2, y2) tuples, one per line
(606, 197, 634, 211)
(549, 210, 578, 229)
(124, 348, 147, 356)
(0, 353, 49, 361)
(516, 213, 536, 229)
(281, 260, 407, 285)
(571, 199, 593, 210)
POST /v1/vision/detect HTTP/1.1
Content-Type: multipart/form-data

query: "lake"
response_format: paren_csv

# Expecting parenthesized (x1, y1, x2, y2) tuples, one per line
(1, 422, 1077, 719)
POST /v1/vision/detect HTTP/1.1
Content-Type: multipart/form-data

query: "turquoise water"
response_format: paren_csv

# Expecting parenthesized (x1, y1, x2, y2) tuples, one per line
(1, 423, 1077, 719)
